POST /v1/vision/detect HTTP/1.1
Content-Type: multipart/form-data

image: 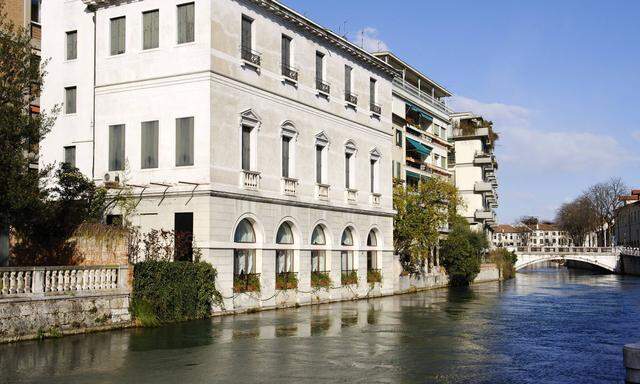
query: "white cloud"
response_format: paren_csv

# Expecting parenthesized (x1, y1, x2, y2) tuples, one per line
(449, 96, 639, 173)
(352, 27, 388, 53)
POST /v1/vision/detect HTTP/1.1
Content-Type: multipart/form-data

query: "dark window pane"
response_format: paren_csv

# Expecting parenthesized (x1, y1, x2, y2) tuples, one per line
(176, 117, 194, 166)
(141, 120, 159, 169)
(282, 136, 290, 178)
(143, 10, 159, 49)
(242, 126, 251, 171)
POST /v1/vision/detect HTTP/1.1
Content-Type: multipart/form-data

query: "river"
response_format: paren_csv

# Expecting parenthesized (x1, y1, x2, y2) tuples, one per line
(1, 265, 639, 383)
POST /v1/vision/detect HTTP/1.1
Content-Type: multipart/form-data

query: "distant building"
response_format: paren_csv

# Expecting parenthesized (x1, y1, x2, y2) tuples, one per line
(492, 224, 530, 248)
(615, 190, 640, 247)
(449, 113, 498, 235)
(529, 223, 570, 246)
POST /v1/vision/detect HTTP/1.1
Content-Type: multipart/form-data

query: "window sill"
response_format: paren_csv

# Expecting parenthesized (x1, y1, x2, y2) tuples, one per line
(316, 90, 330, 99)
(140, 47, 161, 54)
(106, 53, 126, 60)
(174, 41, 196, 48)
(345, 102, 357, 110)
(281, 76, 298, 87)
(64, 58, 78, 63)
(241, 60, 261, 72)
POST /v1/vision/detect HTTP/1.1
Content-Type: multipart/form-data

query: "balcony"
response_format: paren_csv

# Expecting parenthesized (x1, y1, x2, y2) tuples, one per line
(474, 152, 493, 165)
(282, 177, 298, 196)
(281, 64, 298, 82)
(241, 170, 261, 190)
(370, 193, 381, 206)
(392, 77, 453, 115)
(345, 91, 358, 106)
(370, 103, 382, 116)
(241, 47, 261, 67)
(475, 209, 495, 221)
(346, 188, 358, 203)
(474, 181, 493, 193)
(316, 78, 330, 95)
(452, 127, 491, 138)
(316, 183, 330, 200)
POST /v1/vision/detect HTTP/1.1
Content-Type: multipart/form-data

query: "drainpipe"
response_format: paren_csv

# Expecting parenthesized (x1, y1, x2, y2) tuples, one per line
(91, 6, 97, 179)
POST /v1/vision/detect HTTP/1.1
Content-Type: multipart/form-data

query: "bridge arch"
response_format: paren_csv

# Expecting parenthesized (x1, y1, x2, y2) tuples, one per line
(515, 255, 616, 272)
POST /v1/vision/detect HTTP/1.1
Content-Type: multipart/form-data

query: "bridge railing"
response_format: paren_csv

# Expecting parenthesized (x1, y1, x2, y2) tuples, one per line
(515, 246, 615, 255)
(620, 247, 640, 257)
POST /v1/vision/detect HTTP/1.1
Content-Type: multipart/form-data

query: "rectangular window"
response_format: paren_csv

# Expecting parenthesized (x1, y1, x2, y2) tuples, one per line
(110, 17, 126, 55)
(64, 146, 76, 168)
(65, 86, 76, 114)
(281, 136, 290, 178)
(142, 10, 159, 49)
(315, 51, 324, 82)
(141, 120, 159, 169)
(345, 152, 352, 189)
(176, 117, 194, 166)
(316, 145, 323, 184)
(281, 34, 291, 69)
(177, 3, 194, 44)
(31, 0, 40, 23)
(66, 31, 77, 60)
(344, 65, 352, 95)
(241, 15, 252, 52)
(241, 125, 251, 171)
(395, 129, 403, 147)
(108, 124, 125, 171)
(370, 159, 376, 193)
(369, 78, 376, 105)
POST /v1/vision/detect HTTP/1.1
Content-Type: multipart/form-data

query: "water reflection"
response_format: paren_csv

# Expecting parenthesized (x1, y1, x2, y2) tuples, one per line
(1, 266, 639, 384)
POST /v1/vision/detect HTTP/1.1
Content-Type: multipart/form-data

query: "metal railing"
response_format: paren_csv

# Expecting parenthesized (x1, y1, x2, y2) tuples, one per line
(316, 78, 330, 94)
(392, 77, 454, 115)
(241, 47, 261, 67)
(370, 103, 382, 115)
(345, 91, 358, 105)
(281, 64, 298, 81)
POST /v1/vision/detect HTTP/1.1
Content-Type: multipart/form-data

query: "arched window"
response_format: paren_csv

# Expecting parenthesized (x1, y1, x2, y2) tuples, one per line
(276, 222, 294, 274)
(234, 219, 256, 276)
(311, 225, 327, 273)
(367, 230, 378, 271)
(341, 227, 357, 285)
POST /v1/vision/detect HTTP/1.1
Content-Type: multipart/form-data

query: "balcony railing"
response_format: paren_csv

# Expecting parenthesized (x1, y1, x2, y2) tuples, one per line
(475, 209, 494, 220)
(282, 177, 298, 196)
(474, 181, 493, 193)
(345, 91, 358, 106)
(370, 193, 381, 206)
(346, 188, 358, 202)
(241, 170, 261, 190)
(370, 103, 382, 115)
(392, 77, 454, 115)
(316, 183, 330, 199)
(281, 64, 298, 81)
(275, 271, 298, 290)
(316, 78, 330, 94)
(241, 47, 261, 67)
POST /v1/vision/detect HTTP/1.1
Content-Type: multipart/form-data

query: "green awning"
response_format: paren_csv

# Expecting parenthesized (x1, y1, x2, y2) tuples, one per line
(406, 101, 433, 122)
(406, 137, 433, 156)
(406, 171, 421, 180)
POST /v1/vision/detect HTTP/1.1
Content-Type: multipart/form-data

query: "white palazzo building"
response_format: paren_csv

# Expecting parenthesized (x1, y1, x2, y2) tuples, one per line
(39, 0, 396, 310)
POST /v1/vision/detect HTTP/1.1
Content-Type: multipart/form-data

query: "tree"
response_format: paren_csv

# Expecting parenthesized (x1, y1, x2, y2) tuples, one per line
(393, 177, 461, 274)
(555, 195, 598, 246)
(439, 216, 487, 286)
(10, 163, 108, 266)
(0, 8, 58, 256)
(518, 216, 539, 226)
(586, 177, 627, 246)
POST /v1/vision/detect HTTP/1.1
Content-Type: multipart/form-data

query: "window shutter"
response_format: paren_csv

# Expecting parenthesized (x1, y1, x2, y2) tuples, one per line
(281, 35, 291, 68)
(177, 3, 194, 44)
(241, 16, 252, 51)
(143, 11, 159, 49)
(281, 136, 290, 178)
(370, 78, 376, 105)
(316, 145, 322, 183)
(65, 87, 76, 114)
(66, 31, 77, 60)
(344, 66, 351, 95)
(241, 126, 251, 171)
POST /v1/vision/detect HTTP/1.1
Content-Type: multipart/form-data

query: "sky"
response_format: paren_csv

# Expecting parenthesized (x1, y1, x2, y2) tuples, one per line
(282, 0, 640, 223)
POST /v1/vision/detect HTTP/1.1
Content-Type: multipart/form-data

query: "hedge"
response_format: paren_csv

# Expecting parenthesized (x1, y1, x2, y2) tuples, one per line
(131, 261, 222, 325)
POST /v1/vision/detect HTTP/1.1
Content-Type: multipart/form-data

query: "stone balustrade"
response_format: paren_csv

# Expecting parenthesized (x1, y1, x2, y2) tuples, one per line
(0, 265, 128, 298)
(515, 246, 616, 254)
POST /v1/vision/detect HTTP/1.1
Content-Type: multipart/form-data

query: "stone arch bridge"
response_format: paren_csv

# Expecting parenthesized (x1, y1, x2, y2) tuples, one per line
(512, 246, 623, 272)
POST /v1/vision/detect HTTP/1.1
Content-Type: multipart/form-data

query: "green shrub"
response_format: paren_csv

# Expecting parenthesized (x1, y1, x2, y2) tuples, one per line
(233, 273, 261, 293)
(341, 271, 358, 286)
(275, 272, 298, 290)
(367, 269, 382, 284)
(311, 272, 331, 289)
(489, 248, 517, 280)
(131, 261, 222, 324)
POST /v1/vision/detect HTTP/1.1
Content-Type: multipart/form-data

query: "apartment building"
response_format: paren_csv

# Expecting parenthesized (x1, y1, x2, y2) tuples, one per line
(616, 190, 640, 247)
(39, 0, 396, 310)
(448, 113, 498, 233)
(372, 52, 453, 187)
(527, 223, 569, 246)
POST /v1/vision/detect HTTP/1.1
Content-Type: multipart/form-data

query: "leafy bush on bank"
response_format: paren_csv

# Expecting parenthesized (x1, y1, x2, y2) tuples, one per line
(489, 248, 517, 280)
(440, 216, 488, 286)
(131, 261, 222, 325)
